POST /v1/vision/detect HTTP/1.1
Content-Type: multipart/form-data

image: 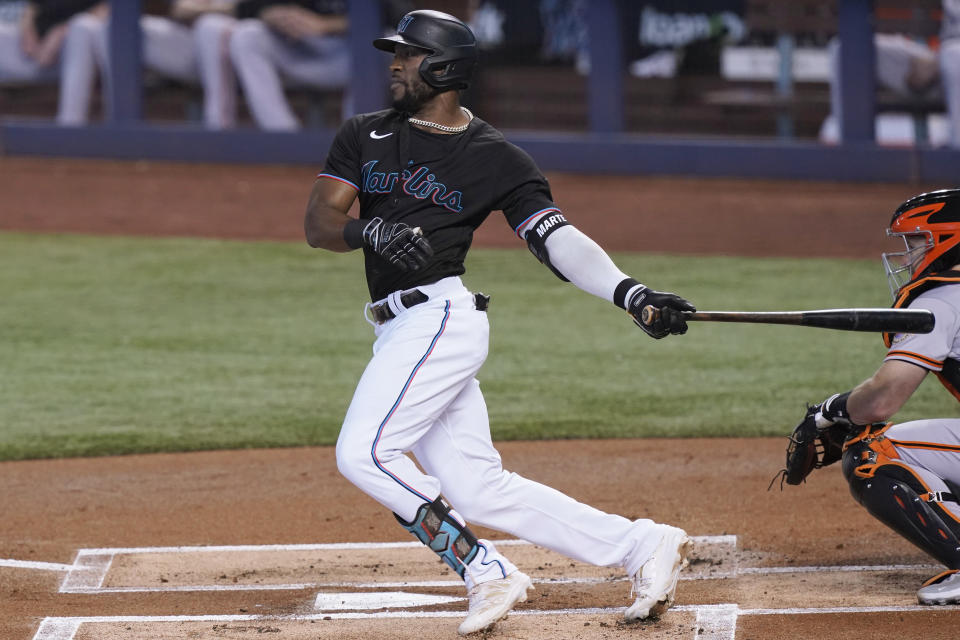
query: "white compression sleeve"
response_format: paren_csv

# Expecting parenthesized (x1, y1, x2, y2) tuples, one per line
(541, 225, 642, 304)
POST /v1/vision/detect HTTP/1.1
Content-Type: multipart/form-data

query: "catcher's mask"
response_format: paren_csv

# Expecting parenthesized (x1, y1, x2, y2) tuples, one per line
(882, 188, 960, 300)
(373, 9, 478, 91)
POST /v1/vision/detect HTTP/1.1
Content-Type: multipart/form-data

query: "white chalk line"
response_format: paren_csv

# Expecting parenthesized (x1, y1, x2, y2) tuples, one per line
(55, 533, 935, 594)
(738, 562, 940, 575)
(60, 553, 111, 592)
(60, 574, 701, 594)
(30, 602, 960, 626)
(57, 536, 732, 594)
(694, 604, 738, 640)
(31, 619, 80, 640)
(68, 535, 738, 556)
(59, 562, 944, 594)
(0, 559, 96, 572)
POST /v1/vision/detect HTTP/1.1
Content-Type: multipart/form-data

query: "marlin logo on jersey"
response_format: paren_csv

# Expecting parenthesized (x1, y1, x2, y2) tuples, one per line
(361, 160, 463, 213)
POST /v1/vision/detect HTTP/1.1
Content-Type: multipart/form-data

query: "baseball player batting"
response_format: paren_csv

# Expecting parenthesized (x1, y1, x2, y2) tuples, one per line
(303, 9, 696, 636)
(779, 188, 960, 606)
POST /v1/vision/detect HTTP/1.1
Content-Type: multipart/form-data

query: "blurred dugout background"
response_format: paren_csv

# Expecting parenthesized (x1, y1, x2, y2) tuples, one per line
(0, 0, 945, 140)
(0, 0, 955, 182)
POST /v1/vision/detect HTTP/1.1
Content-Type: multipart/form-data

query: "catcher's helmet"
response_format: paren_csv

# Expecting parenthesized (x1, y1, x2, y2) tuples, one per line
(373, 10, 478, 90)
(882, 188, 960, 298)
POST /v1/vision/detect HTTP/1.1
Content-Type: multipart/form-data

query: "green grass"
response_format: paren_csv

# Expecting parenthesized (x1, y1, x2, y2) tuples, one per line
(1, 231, 956, 460)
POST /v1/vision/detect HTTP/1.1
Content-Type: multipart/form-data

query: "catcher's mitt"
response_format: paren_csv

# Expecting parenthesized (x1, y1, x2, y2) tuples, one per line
(771, 405, 849, 488)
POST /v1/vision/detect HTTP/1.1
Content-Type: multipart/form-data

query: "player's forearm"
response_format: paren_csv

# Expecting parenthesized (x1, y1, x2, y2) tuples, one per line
(34, 23, 67, 67)
(305, 176, 361, 251)
(846, 385, 899, 425)
(305, 218, 349, 251)
(304, 202, 357, 251)
(846, 361, 928, 424)
(541, 225, 636, 305)
(19, 5, 39, 58)
(521, 215, 694, 337)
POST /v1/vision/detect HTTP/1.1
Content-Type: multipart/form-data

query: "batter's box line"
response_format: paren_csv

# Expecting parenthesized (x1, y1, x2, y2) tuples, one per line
(55, 536, 939, 594)
(58, 535, 737, 594)
(57, 535, 941, 595)
(30, 604, 960, 640)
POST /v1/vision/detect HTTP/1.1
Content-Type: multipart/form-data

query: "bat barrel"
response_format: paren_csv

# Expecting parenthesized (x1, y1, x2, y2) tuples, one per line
(683, 308, 935, 333)
(801, 308, 934, 333)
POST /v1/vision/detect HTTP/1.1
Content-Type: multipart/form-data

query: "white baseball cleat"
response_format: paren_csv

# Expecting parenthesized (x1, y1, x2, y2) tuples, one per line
(918, 569, 960, 605)
(624, 524, 692, 621)
(457, 570, 533, 635)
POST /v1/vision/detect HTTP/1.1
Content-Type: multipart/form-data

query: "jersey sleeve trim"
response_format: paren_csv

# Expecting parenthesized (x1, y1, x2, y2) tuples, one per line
(884, 349, 944, 370)
(316, 173, 360, 191)
(513, 207, 562, 238)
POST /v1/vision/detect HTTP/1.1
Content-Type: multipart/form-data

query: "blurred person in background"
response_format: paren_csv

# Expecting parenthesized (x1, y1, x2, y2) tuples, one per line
(0, 0, 103, 88)
(228, 0, 410, 130)
(228, 0, 350, 130)
(942, 0, 960, 147)
(825, 0, 960, 148)
(56, 0, 239, 127)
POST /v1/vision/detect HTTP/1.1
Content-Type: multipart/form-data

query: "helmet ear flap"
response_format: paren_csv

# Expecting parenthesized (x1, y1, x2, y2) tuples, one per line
(927, 234, 960, 274)
(419, 56, 476, 90)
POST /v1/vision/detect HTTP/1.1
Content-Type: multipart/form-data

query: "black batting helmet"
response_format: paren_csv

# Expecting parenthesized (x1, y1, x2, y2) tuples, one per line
(373, 10, 478, 90)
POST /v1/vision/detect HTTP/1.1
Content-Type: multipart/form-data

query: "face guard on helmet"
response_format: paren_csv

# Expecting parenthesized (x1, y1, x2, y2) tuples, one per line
(882, 189, 960, 300)
(373, 10, 478, 91)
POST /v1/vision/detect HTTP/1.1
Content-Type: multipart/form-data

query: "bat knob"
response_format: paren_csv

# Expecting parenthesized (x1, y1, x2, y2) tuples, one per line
(640, 305, 658, 326)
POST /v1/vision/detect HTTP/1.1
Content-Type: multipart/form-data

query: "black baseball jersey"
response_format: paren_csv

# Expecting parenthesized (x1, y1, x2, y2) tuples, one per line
(319, 109, 560, 301)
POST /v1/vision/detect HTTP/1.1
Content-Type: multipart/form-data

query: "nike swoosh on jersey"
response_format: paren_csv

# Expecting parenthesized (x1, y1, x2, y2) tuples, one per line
(369, 130, 394, 139)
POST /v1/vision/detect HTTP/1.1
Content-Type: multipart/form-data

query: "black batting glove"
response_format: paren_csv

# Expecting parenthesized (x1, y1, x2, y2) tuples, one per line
(362, 217, 434, 271)
(626, 286, 696, 339)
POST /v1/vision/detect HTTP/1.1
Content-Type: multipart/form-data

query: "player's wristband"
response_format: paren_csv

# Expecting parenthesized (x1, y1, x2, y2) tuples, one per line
(614, 277, 643, 310)
(343, 218, 367, 250)
(820, 391, 853, 423)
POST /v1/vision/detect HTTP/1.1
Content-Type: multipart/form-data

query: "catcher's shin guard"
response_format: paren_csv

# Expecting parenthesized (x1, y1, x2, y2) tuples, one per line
(395, 496, 479, 578)
(842, 440, 960, 568)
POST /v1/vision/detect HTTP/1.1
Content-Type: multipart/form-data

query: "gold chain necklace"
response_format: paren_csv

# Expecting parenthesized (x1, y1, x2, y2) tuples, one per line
(408, 107, 474, 133)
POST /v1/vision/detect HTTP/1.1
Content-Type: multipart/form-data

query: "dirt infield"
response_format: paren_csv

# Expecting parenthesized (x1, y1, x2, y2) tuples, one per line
(1, 156, 957, 640)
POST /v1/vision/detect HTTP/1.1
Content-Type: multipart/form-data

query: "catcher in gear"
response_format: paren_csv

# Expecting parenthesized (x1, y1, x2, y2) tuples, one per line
(779, 189, 960, 606)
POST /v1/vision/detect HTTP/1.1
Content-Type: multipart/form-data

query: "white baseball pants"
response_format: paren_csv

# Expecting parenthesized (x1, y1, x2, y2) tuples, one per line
(335, 276, 663, 578)
(885, 419, 960, 522)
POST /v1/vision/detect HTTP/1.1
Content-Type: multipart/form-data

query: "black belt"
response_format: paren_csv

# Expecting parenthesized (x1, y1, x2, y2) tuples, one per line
(369, 290, 490, 324)
(370, 290, 429, 324)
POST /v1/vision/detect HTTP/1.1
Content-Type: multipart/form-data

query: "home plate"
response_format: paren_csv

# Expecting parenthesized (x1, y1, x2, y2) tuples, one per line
(315, 591, 464, 610)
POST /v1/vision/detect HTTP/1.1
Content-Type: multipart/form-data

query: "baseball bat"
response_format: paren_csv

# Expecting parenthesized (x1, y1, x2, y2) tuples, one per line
(640, 306, 935, 334)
